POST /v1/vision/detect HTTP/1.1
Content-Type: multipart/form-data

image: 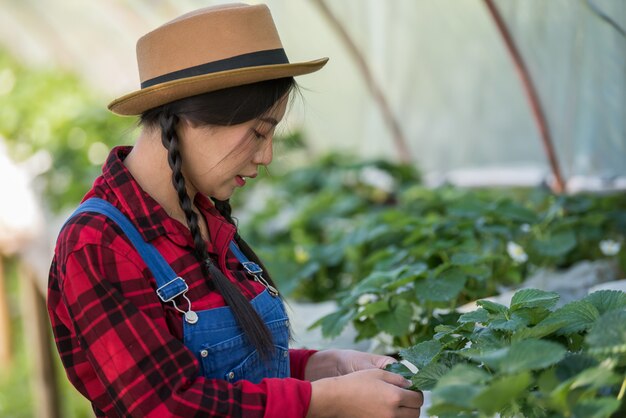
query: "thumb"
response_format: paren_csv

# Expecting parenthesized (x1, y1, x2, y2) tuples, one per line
(372, 355, 397, 369)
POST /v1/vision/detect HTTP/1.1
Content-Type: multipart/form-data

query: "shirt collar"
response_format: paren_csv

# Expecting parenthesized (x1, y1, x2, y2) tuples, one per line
(92, 146, 236, 252)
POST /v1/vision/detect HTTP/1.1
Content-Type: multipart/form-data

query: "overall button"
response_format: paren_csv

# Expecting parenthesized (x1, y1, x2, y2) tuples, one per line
(226, 371, 235, 380)
(283, 350, 288, 358)
(284, 320, 289, 328)
(200, 349, 208, 358)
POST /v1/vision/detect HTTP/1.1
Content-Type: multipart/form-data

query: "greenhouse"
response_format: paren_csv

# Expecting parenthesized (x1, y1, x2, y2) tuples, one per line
(0, 0, 624, 417)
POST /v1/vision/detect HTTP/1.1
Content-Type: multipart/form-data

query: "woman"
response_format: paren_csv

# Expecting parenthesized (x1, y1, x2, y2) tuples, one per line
(47, 3, 423, 417)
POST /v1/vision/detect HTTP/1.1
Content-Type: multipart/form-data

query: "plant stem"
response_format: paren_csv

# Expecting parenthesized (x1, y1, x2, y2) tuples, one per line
(618, 376, 626, 401)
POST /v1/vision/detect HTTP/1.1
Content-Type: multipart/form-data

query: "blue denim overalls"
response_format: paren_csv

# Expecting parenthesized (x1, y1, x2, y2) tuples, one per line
(69, 198, 290, 383)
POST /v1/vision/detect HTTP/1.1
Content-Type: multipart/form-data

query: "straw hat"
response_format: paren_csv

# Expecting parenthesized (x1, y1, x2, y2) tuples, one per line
(108, 3, 328, 115)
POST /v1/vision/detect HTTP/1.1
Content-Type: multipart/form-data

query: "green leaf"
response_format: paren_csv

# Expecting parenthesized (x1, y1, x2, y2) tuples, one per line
(488, 312, 529, 332)
(450, 252, 480, 266)
(583, 290, 626, 315)
(472, 372, 531, 415)
(554, 353, 598, 381)
(572, 399, 622, 418)
(468, 339, 566, 374)
(415, 269, 467, 302)
(358, 299, 390, 317)
(310, 309, 353, 338)
(458, 308, 489, 324)
(532, 230, 577, 257)
(495, 201, 537, 223)
(534, 300, 600, 336)
(372, 299, 413, 337)
(412, 362, 450, 390)
(436, 364, 491, 386)
(351, 268, 403, 295)
(476, 299, 509, 314)
(431, 384, 483, 410)
(510, 288, 559, 311)
(387, 262, 428, 290)
(569, 365, 621, 390)
(586, 309, 626, 354)
(400, 340, 443, 369)
(384, 362, 414, 380)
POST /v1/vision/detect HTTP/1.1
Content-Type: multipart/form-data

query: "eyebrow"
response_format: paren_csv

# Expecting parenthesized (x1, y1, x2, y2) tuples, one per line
(258, 117, 279, 127)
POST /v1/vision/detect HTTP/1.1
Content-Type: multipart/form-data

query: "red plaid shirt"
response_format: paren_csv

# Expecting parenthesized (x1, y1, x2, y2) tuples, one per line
(48, 146, 316, 417)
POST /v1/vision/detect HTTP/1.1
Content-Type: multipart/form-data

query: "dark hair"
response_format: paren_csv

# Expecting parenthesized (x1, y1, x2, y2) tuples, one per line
(140, 78, 296, 359)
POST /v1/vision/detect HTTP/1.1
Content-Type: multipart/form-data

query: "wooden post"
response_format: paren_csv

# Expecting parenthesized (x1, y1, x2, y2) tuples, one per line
(20, 263, 61, 418)
(0, 255, 11, 366)
(312, 0, 412, 164)
(483, 0, 566, 194)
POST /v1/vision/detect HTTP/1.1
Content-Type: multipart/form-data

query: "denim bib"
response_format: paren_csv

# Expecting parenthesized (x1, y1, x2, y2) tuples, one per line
(69, 198, 290, 383)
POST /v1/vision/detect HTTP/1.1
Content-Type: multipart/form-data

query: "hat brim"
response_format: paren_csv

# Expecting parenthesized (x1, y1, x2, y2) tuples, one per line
(108, 58, 329, 116)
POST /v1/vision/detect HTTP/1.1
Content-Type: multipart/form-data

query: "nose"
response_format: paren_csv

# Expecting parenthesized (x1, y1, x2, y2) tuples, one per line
(252, 137, 273, 166)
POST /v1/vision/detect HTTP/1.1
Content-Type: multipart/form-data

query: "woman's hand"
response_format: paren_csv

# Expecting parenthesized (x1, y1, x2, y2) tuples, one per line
(306, 368, 423, 418)
(305, 349, 397, 381)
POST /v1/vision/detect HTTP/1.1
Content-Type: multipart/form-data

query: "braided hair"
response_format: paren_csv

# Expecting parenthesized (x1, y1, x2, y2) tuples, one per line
(141, 78, 295, 359)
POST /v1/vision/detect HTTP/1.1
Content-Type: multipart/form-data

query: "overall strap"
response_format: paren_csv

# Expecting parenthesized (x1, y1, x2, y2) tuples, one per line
(68, 198, 197, 322)
(229, 241, 279, 297)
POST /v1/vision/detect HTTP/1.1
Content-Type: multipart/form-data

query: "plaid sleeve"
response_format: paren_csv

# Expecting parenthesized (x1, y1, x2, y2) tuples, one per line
(55, 244, 311, 418)
(289, 349, 318, 380)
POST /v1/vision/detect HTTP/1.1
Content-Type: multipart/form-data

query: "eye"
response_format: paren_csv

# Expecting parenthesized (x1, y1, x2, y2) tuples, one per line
(253, 130, 267, 140)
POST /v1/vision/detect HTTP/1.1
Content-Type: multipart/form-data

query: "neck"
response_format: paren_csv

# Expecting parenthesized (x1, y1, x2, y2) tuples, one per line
(124, 129, 193, 226)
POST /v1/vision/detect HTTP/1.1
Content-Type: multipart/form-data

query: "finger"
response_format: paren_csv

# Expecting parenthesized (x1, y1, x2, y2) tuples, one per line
(373, 355, 397, 369)
(397, 406, 422, 418)
(377, 369, 413, 388)
(398, 389, 424, 409)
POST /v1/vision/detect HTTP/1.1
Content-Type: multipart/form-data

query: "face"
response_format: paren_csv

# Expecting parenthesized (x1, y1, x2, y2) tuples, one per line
(177, 96, 288, 200)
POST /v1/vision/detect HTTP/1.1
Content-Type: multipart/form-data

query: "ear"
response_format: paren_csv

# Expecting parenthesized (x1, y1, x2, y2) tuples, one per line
(180, 116, 201, 129)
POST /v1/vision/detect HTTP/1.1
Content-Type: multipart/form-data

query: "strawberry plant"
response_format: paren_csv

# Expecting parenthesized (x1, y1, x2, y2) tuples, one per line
(390, 288, 626, 417)
(311, 186, 625, 347)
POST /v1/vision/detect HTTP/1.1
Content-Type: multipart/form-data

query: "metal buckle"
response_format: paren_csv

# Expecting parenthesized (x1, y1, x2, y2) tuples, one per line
(241, 261, 263, 275)
(156, 277, 198, 324)
(156, 277, 188, 302)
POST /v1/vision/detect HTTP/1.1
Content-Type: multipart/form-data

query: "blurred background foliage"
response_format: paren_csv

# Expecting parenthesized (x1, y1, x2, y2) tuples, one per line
(0, 48, 134, 214)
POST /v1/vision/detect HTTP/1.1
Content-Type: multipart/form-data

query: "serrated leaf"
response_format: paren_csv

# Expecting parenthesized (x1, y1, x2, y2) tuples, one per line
(437, 364, 491, 386)
(458, 308, 489, 324)
(415, 269, 467, 302)
(451, 252, 480, 266)
(532, 230, 577, 257)
(351, 267, 404, 295)
(472, 372, 531, 415)
(468, 339, 566, 374)
(586, 309, 626, 354)
(510, 288, 559, 311)
(476, 299, 509, 315)
(372, 299, 413, 337)
(358, 299, 389, 316)
(384, 362, 414, 380)
(400, 340, 443, 369)
(412, 362, 450, 390)
(535, 300, 600, 336)
(583, 290, 626, 315)
(488, 312, 529, 332)
(311, 309, 353, 338)
(387, 262, 428, 290)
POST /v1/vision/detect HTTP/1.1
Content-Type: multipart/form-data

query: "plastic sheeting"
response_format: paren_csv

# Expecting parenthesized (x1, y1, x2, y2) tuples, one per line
(0, 0, 624, 186)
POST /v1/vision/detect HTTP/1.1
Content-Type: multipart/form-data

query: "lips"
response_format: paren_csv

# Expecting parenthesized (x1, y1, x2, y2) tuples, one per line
(235, 173, 257, 187)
